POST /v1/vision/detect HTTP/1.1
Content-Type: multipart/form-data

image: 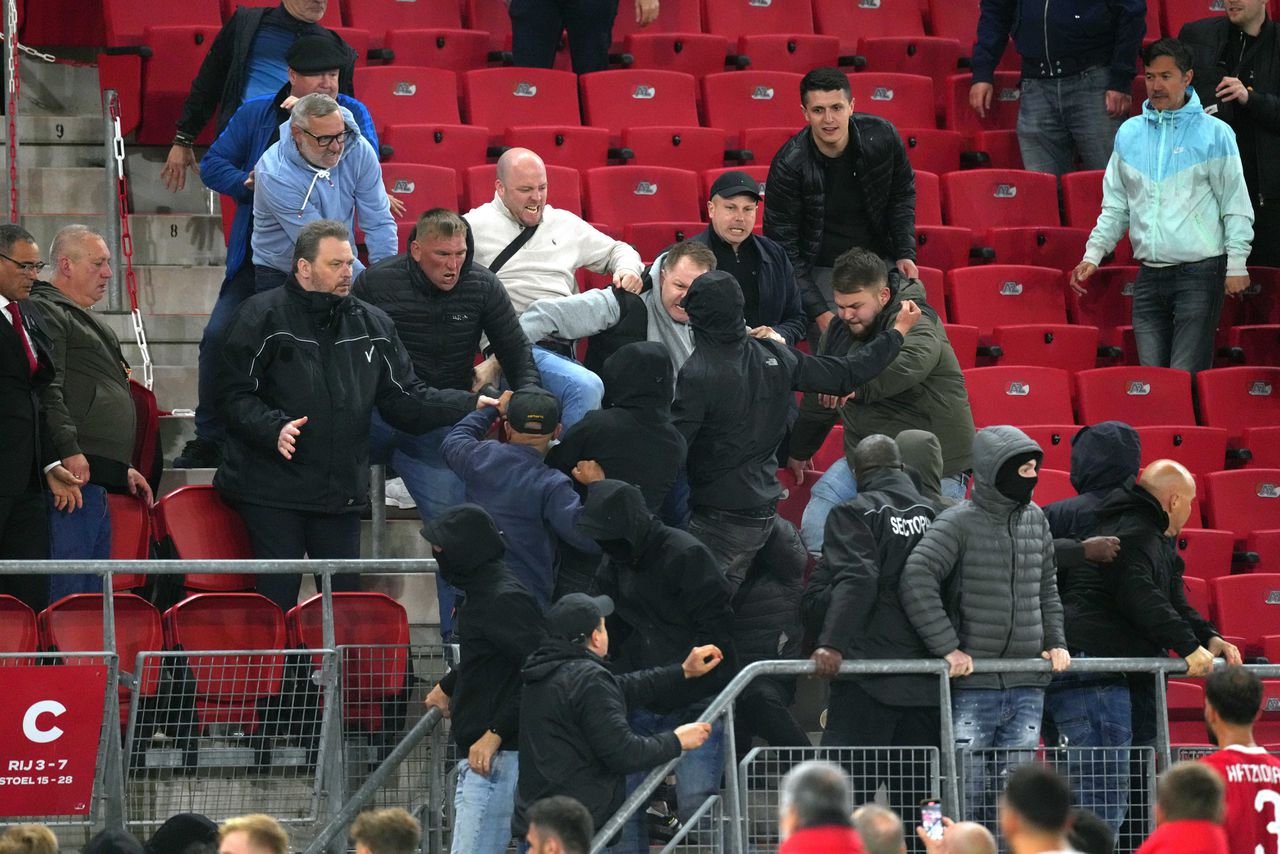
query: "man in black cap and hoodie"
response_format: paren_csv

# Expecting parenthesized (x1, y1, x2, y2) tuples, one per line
(576, 479, 736, 851)
(421, 504, 545, 854)
(146, 813, 219, 854)
(675, 268, 920, 591)
(514, 593, 723, 844)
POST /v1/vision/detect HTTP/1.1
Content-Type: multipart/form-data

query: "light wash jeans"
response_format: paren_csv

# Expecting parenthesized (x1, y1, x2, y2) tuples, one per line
(1017, 66, 1123, 176)
(532, 345, 603, 431)
(452, 750, 519, 854)
(954, 686, 1045, 828)
(46, 483, 110, 602)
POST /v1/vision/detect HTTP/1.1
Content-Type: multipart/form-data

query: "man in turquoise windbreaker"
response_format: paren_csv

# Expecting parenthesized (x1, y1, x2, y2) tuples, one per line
(1071, 38, 1254, 375)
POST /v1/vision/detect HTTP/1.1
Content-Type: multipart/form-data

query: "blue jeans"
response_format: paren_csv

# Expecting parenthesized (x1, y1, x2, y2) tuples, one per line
(1045, 672, 1132, 835)
(1132, 256, 1226, 374)
(532, 345, 603, 431)
(369, 411, 466, 641)
(195, 263, 257, 443)
(452, 750, 519, 854)
(687, 508, 775, 593)
(800, 458, 969, 557)
(46, 483, 110, 602)
(1016, 66, 1123, 176)
(953, 686, 1045, 826)
(618, 711, 724, 854)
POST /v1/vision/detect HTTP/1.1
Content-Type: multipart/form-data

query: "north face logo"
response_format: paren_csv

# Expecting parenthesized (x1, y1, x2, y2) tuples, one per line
(1121, 280, 1136, 296)
(1126, 381, 1151, 396)
(513, 82, 537, 97)
(633, 182, 658, 196)
(1005, 382, 1030, 396)
(631, 85, 656, 100)
(994, 184, 1018, 199)
(391, 179, 415, 194)
(1258, 483, 1280, 499)
(751, 86, 776, 100)
(393, 82, 416, 96)
(997, 87, 1021, 102)
(999, 280, 1023, 296)
(1249, 381, 1273, 396)
(871, 87, 895, 101)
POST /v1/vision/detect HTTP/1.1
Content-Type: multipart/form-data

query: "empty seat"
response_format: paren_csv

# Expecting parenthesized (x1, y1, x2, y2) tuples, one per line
(928, 0, 981, 44)
(990, 324, 1101, 372)
(580, 70, 700, 144)
(972, 128, 1024, 169)
(1162, 0, 1226, 39)
(814, 0, 923, 54)
(942, 169, 1061, 234)
(0, 596, 38, 664)
(1075, 366, 1196, 427)
(737, 34, 840, 73)
(702, 71, 804, 144)
(383, 28, 489, 71)
(914, 226, 976, 271)
(944, 72, 1022, 135)
(582, 166, 701, 228)
(847, 73, 936, 130)
(917, 266, 947, 318)
(1209, 574, 1280, 657)
(986, 227, 1091, 271)
(352, 67, 460, 140)
(1167, 679, 1207, 745)
(462, 68, 581, 144)
(1203, 469, 1280, 543)
(379, 164, 459, 222)
(112, 24, 222, 145)
(703, 0, 813, 37)
(963, 366, 1075, 428)
(944, 324, 980, 370)
(857, 38, 964, 114)
(1244, 267, 1280, 325)
(944, 265, 1068, 340)
(1034, 469, 1076, 506)
(1061, 169, 1106, 229)
(463, 0, 512, 55)
(1183, 575, 1215, 624)
(623, 32, 729, 78)
(1136, 426, 1229, 479)
(624, 222, 708, 261)
(1195, 366, 1280, 456)
(915, 169, 942, 225)
(107, 493, 150, 591)
(1069, 266, 1138, 354)
(1226, 325, 1280, 366)
(1019, 425, 1081, 473)
(899, 128, 965, 176)
(153, 485, 255, 592)
(741, 126, 800, 165)
(103, 0, 219, 45)
(382, 124, 489, 172)
(610, 0, 702, 49)
(503, 126, 610, 170)
(1175, 529, 1236, 582)
(341, 0, 462, 49)
(465, 164, 582, 215)
(624, 126, 731, 172)
(1246, 530, 1280, 575)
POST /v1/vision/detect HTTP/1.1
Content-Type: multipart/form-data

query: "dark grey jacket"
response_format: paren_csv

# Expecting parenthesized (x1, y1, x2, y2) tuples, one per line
(900, 425, 1066, 690)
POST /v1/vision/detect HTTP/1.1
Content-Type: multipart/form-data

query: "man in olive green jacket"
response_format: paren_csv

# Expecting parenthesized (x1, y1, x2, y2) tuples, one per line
(31, 225, 152, 598)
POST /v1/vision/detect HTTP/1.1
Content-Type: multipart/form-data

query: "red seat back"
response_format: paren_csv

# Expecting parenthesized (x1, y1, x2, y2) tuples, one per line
(1074, 366, 1197, 427)
(944, 72, 1021, 134)
(103, 0, 219, 44)
(1196, 367, 1280, 447)
(1209, 574, 1280, 655)
(379, 164, 460, 222)
(352, 66, 461, 139)
(963, 366, 1075, 428)
(944, 324, 979, 370)
(382, 124, 489, 171)
(624, 222, 709, 262)
(899, 128, 964, 176)
(0, 596, 38, 664)
(942, 169, 1061, 231)
(1034, 468, 1076, 506)
(623, 32, 729, 78)
(703, 0, 813, 37)
(341, 0, 462, 48)
(383, 28, 489, 72)
(1061, 169, 1106, 228)
(814, 0, 923, 53)
(1135, 426, 1228, 479)
(1183, 575, 1214, 624)
(583, 166, 702, 229)
(611, 0, 702, 49)
(153, 486, 255, 592)
(1069, 266, 1138, 351)
(846, 73, 936, 129)
(1175, 529, 1236, 582)
(462, 68, 581, 144)
(702, 71, 804, 144)
(625, 126, 730, 173)
(944, 265, 1067, 338)
(1204, 470, 1280, 541)
(163, 593, 287, 706)
(286, 592, 409, 701)
(990, 324, 1100, 373)
(580, 70, 701, 144)
(737, 34, 840, 74)
(1018, 425, 1080, 473)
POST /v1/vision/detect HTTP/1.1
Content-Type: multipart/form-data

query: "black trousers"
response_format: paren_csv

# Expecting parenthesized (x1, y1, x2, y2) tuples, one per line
(236, 503, 362, 611)
(0, 490, 49, 611)
(510, 0, 618, 75)
(734, 677, 810, 757)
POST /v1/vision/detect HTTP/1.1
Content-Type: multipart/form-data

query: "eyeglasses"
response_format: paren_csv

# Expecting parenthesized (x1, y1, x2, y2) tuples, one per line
(298, 125, 356, 148)
(0, 252, 46, 273)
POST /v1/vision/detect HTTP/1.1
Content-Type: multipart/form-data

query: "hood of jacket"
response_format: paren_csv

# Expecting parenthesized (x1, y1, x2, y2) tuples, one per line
(601, 340, 674, 412)
(522, 637, 599, 683)
(684, 269, 747, 345)
(1094, 477, 1170, 537)
(420, 503, 506, 590)
(1069, 420, 1141, 495)
(84, 830, 144, 854)
(144, 814, 218, 854)
(970, 425, 1043, 514)
(578, 479, 660, 559)
(1142, 84, 1204, 125)
(895, 429, 944, 499)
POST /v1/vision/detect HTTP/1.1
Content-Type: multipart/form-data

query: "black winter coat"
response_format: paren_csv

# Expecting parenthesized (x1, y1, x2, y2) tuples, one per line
(580, 479, 736, 712)
(689, 227, 808, 345)
(764, 116, 917, 305)
(1042, 420, 1140, 572)
(176, 5, 357, 139)
(214, 278, 476, 513)
(514, 640, 684, 836)
(1060, 480, 1221, 659)
(353, 231, 539, 392)
(674, 270, 903, 511)
(804, 468, 940, 706)
(429, 505, 545, 755)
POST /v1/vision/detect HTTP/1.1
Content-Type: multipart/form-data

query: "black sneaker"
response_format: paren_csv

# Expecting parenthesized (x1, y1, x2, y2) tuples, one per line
(172, 438, 222, 469)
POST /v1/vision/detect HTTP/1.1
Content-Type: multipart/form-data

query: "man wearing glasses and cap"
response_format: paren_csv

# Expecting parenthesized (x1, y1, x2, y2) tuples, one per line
(514, 592, 723, 847)
(250, 92, 395, 292)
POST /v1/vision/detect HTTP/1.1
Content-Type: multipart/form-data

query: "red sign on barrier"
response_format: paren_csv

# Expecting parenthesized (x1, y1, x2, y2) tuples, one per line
(0, 665, 107, 817)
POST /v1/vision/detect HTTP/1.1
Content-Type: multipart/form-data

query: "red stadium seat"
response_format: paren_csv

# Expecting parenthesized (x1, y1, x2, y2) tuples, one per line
(986, 227, 1091, 272)
(107, 493, 150, 591)
(610, 0, 702, 49)
(847, 73, 936, 130)
(1195, 367, 1280, 456)
(1209, 574, 1280, 657)
(917, 266, 947, 319)
(103, 0, 219, 45)
(580, 70, 701, 144)
(1069, 266, 1138, 355)
(776, 467, 811, 531)
(1061, 169, 1106, 229)
(1167, 680, 1208, 745)
(944, 324, 979, 370)
(1244, 267, 1280, 325)
(1162, 0, 1226, 39)
(462, 0, 512, 55)
(741, 127, 800, 165)
(1204, 470, 1280, 543)
(623, 32, 729, 79)
(461, 68, 581, 144)
(381, 124, 489, 172)
(379, 164, 460, 222)
(329, 27, 373, 67)
(465, 164, 582, 215)
(914, 226, 976, 271)
(702, 71, 804, 145)
(1183, 576, 1215, 625)
(1019, 425, 1081, 473)
(942, 169, 1061, 235)
(814, 0, 923, 54)
(582, 166, 701, 228)
(153, 485, 255, 593)
(352, 67, 460, 140)
(990, 325, 1101, 372)
(1246, 530, 1280, 575)
(1136, 426, 1229, 480)
(703, 0, 813, 37)
(502, 126, 610, 170)
(625, 126, 730, 172)
(972, 129, 1023, 169)
(218, 0, 340, 26)
(737, 34, 840, 74)
(1075, 366, 1196, 427)
(341, 0, 462, 49)
(857, 38, 964, 117)
(899, 128, 965, 176)
(1226, 325, 1280, 366)
(928, 0, 981, 44)
(814, 424, 847, 473)
(963, 366, 1075, 427)
(1145, 0, 1165, 38)
(624, 222, 707, 261)
(1175, 529, 1236, 582)
(915, 170, 942, 225)
(0, 596, 38, 665)
(1035, 469, 1076, 506)
(113, 24, 221, 145)
(944, 72, 1022, 136)
(383, 28, 489, 71)
(944, 265, 1068, 339)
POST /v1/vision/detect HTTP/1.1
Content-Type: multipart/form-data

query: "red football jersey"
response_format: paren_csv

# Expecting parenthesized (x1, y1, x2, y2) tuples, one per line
(1201, 745, 1280, 854)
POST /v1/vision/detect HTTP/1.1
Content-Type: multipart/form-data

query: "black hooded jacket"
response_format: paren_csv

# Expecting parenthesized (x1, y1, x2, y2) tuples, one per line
(547, 342, 686, 512)
(427, 505, 545, 754)
(353, 227, 539, 393)
(803, 467, 940, 706)
(1043, 420, 1141, 571)
(514, 639, 684, 836)
(674, 270, 904, 511)
(1059, 480, 1221, 659)
(579, 480, 736, 712)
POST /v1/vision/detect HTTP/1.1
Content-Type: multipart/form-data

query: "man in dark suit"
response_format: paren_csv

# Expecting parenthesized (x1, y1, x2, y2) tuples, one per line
(0, 224, 81, 609)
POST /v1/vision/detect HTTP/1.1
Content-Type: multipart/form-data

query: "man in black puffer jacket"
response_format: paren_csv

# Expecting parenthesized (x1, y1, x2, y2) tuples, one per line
(215, 220, 488, 610)
(764, 67, 917, 342)
(355, 208, 539, 639)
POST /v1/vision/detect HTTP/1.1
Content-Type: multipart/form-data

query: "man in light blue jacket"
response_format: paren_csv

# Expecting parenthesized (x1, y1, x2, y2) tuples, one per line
(251, 92, 396, 292)
(1072, 38, 1254, 375)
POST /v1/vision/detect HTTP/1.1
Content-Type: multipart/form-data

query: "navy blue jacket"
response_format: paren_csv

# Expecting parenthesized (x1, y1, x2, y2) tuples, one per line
(201, 85, 378, 279)
(688, 228, 807, 346)
(441, 408, 600, 607)
(972, 0, 1146, 93)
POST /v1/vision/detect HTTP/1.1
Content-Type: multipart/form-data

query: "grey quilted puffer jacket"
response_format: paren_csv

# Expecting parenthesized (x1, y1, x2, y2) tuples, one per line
(900, 425, 1066, 690)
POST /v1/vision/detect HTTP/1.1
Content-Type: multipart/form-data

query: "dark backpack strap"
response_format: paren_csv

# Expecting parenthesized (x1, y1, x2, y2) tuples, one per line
(488, 224, 539, 274)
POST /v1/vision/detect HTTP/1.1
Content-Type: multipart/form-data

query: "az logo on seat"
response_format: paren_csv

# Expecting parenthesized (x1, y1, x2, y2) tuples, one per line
(392, 180, 415, 194)
(1248, 381, 1273, 396)
(999, 281, 1023, 296)
(871, 87, 895, 101)
(994, 184, 1018, 199)
(632, 85, 656, 100)
(514, 82, 538, 97)
(1258, 483, 1280, 499)
(1126, 381, 1151, 396)
(751, 86, 776, 100)
(634, 182, 658, 196)
(1005, 382, 1030, 396)
(859, 0, 882, 7)
(393, 82, 416, 96)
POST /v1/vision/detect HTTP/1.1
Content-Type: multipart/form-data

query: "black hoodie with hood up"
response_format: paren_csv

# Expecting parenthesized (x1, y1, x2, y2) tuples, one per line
(547, 341, 687, 512)
(425, 504, 545, 754)
(673, 270, 904, 511)
(1042, 421, 1141, 559)
(579, 479, 736, 711)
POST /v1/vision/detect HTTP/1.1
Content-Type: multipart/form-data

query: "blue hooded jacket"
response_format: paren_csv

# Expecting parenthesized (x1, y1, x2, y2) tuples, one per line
(251, 104, 395, 275)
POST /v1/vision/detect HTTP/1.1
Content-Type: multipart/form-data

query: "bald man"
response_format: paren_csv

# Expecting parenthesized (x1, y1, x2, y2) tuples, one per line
(464, 148, 644, 428)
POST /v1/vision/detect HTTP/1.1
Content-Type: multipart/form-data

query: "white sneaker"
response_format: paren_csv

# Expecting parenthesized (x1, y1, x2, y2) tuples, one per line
(384, 477, 416, 509)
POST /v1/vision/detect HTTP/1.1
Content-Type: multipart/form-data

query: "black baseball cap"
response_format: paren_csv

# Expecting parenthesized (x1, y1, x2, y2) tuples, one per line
(708, 170, 761, 201)
(546, 593, 614, 642)
(286, 35, 349, 74)
(507, 387, 560, 435)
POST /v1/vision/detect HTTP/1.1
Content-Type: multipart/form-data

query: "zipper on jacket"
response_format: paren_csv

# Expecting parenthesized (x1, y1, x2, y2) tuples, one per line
(997, 511, 1020, 686)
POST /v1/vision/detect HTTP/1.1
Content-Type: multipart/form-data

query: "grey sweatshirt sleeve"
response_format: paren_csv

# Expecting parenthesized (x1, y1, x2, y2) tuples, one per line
(519, 290, 622, 342)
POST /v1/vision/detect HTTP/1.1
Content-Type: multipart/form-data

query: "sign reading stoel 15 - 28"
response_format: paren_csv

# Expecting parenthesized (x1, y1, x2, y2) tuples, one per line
(0, 665, 108, 816)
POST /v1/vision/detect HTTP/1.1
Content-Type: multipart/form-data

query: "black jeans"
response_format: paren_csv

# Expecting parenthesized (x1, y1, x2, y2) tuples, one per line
(509, 0, 618, 74)
(236, 502, 362, 611)
(0, 490, 49, 610)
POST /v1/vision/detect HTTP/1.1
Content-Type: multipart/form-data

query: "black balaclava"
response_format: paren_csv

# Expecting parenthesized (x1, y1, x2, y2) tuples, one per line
(994, 450, 1042, 505)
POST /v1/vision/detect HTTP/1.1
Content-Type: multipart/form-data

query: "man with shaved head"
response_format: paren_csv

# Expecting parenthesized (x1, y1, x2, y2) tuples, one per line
(465, 148, 644, 428)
